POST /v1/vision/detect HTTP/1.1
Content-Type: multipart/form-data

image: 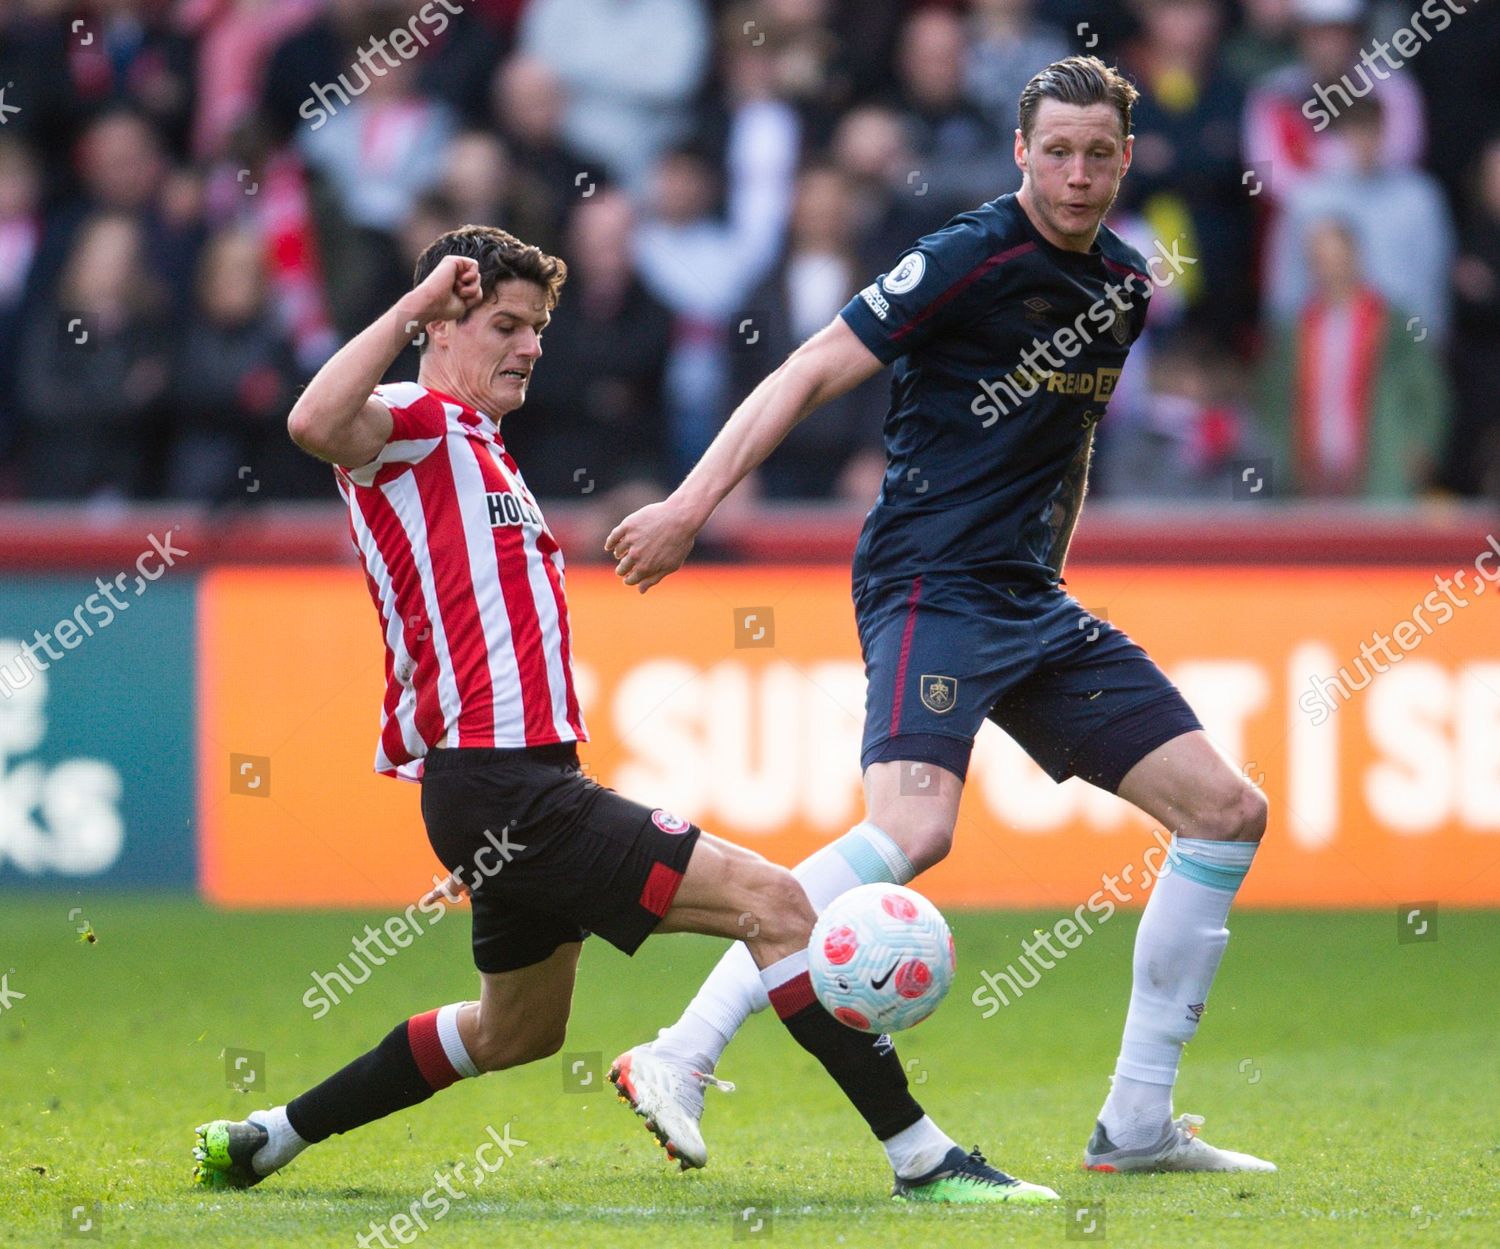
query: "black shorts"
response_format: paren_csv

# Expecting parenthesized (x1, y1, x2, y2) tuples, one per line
(419, 743, 701, 974)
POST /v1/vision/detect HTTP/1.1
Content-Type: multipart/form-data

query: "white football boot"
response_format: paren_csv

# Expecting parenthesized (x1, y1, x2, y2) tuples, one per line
(1084, 1114, 1277, 1173)
(609, 1041, 734, 1170)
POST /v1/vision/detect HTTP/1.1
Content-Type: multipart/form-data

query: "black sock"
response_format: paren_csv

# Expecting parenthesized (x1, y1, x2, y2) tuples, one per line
(286, 1007, 474, 1143)
(767, 966, 923, 1141)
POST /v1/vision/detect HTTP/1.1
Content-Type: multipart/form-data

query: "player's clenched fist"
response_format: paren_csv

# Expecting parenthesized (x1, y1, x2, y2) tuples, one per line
(408, 254, 483, 326)
(606, 500, 699, 592)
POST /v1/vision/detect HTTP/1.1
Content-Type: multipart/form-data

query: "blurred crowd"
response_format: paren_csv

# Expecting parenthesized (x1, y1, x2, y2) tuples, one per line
(1, 0, 1498, 511)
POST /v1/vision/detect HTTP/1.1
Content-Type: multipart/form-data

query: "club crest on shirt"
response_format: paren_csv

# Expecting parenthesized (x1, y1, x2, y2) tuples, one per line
(652, 809, 690, 835)
(1109, 308, 1130, 344)
(882, 251, 926, 295)
(920, 674, 958, 715)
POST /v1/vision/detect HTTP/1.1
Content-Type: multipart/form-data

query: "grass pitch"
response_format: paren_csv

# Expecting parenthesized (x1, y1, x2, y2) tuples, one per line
(1, 897, 1496, 1247)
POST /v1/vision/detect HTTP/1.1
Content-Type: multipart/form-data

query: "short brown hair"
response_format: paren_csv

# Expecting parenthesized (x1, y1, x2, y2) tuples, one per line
(1017, 56, 1138, 143)
(412, 224, 567, 335)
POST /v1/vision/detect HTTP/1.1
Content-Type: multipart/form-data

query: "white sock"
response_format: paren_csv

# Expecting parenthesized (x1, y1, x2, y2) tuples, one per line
(1098, 1073, 1172, 1150)
(881, 1114, 959, 1180)
(248, 1105, 309, 1176)
(1100, 836, 1258, 1149)
(652, 822, 914, 1073)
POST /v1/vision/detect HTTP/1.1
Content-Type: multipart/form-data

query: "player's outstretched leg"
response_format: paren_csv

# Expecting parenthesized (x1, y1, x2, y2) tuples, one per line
(1085, 732, 1276, 1175)
(613, 763, 961, 1168)
(610, 818, 916, 1167)
(194, 945, 578, 1188)
(193, 1002, 488, 1189)
(760, 947, 1055, 1204)
(626, 831, 1056, 1203)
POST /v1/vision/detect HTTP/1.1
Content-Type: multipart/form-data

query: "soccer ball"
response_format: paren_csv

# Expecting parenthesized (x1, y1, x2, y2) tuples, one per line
(807, 883, 955, 1033)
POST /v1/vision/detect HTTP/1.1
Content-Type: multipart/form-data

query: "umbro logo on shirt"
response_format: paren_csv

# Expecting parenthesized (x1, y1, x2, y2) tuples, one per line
(486, 491, 541, 529)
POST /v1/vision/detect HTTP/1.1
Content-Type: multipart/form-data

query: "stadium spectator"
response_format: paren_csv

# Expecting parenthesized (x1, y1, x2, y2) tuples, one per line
(296, 48, 454, 235)
(237, 145, 342, 374)
(1243, 0, 1425, 205)
(1220, 0, 1297, 85)
(1265, 96, 1455, 342)
(297, 49, 455, 336)
(789, 0, 907, 114)
(633, 70, 796, 469)
(887, 6, 1011, 211)
(632, 147, 743, 472)
(1097, 333, 1262, 500)
(0, 0, 1480, 510)
(17, 213, 172, 500)
(73, 107, 170, 215)
(194, 106, 340, 374)
(503, 188, 673, 503)
(716, 3, 803, 244)
(1257, 218, 1447, 499)
(964, 0, 1070, 141)
(1119, 0, 1252, 340)
(1438, 135, 1500, 500)
(0, 138, 46, 476)
(65, 0, 198, 156)
(178, 0, 320, 161)
(412, 1, 509, 127)
(258, 0, 488, 142)
(164, 226, 310, 501)
(728, 165, 886, 500)
(519, 0, 711, 193)
(715, 0, 854, 148)
(35, 109, 203, 307)
(828, 105, 945, 267)
(258, 0, 372, 142)
(490, 55, 596, 238)
(437, 130, 554, 254)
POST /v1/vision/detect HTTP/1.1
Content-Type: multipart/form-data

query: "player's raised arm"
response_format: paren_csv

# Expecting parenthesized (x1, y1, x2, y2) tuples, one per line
(606, 317, 883, 591)
(287, 255, 482, 467)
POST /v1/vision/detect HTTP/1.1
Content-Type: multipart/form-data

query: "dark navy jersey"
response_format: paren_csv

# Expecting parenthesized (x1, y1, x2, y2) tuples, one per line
(840, 192, 1151, 591)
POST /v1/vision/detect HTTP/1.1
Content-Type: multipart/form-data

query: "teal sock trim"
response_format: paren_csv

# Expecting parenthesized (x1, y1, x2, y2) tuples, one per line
(833, 823, 913, 885)
(833, 834, 892, 884)
(1166, 840, 1252, 892)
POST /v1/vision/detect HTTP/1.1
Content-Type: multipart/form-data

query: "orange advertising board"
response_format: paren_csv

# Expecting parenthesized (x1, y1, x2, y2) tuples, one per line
(199, 563, 1500, 909)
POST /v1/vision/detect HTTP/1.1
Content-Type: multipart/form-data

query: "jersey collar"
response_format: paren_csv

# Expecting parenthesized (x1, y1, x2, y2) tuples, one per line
(423, 386, 503, 443)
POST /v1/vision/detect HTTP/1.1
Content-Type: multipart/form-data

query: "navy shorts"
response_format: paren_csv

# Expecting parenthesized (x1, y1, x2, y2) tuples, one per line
(855, 575, 1201, 790)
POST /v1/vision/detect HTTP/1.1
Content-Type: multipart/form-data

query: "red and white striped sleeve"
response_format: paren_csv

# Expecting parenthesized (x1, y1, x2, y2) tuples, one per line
(338, 383, 449, 485)
(367, 382, 448, 465)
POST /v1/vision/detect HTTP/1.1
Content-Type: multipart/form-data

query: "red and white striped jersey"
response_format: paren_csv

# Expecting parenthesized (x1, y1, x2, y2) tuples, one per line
(336, 381, 586, 779)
